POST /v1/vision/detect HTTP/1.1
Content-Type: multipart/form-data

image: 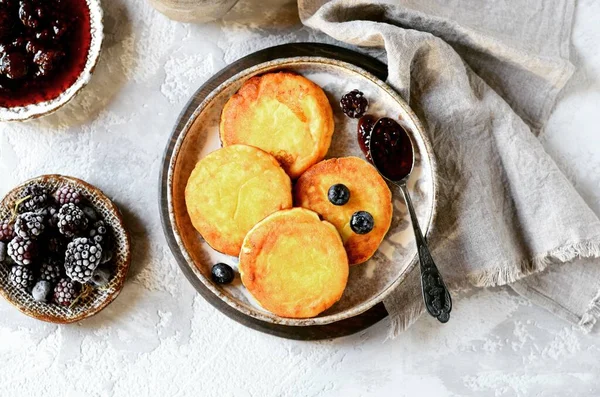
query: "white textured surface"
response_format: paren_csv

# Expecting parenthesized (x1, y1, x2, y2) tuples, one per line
(0, 0, 599, 395)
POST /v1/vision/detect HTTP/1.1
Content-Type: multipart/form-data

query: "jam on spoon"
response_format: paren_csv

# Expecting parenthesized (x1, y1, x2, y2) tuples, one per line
(369, 117, 452, 323)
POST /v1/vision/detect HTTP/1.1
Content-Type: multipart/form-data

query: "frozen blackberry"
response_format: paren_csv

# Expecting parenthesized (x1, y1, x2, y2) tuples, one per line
(7, 236, 37, 265)
(340, 89, 368, 118)
(54, 185, 82, 206)
(0, 218, 15, 242)
(39, 258, 63, 283)
(19, 184, 49, 213)
(45, 234, 66, 256)
(9, 265, 35, 290)
(53, 278, 80, 306)
(14, 211, 45, 239)
(89, 220, 113, 264)
(57, 203, 88, 237)
(64, 237, 102, 283)
(88, 220, 111, 247)
(32, 280, 52, 302)
(37, 204, 59, 228)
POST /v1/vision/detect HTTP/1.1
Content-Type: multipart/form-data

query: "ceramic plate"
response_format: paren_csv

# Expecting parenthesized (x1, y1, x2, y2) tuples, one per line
(166, 57, 437, 326)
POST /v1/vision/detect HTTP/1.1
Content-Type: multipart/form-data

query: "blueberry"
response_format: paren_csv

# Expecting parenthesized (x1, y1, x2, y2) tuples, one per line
(81, 205, 99, 222)
(328, 184, 350, 206)
(32, 280, 52, 302)
(0, 241, 6, 263)
(89, 268, 110, 287)
(350, 211, 374, 234)
(211, 263, 234, 284)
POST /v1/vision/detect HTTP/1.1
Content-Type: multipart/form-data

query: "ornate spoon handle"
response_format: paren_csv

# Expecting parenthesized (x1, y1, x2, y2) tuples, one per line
(399, 183, 452, 323)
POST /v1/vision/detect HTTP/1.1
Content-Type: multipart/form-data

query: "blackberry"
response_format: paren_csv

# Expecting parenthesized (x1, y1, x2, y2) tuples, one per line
(44, 204, 60, 228)
(54, 185, 82, 206)
(53, 278, 79, 306)
(57, 203, 88, 237)
(7, 236, 36, 265)
(32, 280, 52, 302)
(39, 258, 63, 283)
(9, 265, 35, 290)
(19, 184, 49, 212)
(340, 89, 368, 119)
(45, 234, 66, 256)
(211, 263, 234, 285)
(14, 211, 45, 239)
(350, 211, 375, 235)
(328, 184, 351, 206)
(0, 218, 15, 242)
(88, 220, 110, 248)
(64, 237, 102, 283)
(89, 220, 113, 264)
(36, 205, 59, 228)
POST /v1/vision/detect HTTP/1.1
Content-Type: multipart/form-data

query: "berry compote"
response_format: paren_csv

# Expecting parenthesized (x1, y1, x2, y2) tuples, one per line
(357, 114, 376, 162)
(0, 0, 91, 108)
(369, 117, 414, 181)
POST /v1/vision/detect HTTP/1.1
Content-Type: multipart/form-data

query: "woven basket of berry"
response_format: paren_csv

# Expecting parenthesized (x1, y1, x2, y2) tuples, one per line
(0, 175, 130, 323)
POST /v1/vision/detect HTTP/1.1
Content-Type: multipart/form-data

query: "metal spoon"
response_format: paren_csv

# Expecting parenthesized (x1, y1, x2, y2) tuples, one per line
(368, 117, 452, 323)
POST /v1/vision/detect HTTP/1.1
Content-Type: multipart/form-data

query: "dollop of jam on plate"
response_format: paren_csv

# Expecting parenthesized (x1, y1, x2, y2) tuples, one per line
(357, 114, 376, 162)
(369, 117, 414, 181)
(0, 0, 91, 108)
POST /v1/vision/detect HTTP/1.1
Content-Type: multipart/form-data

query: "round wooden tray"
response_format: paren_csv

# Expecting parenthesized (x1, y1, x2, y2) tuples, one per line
(159, 43, 392, 340)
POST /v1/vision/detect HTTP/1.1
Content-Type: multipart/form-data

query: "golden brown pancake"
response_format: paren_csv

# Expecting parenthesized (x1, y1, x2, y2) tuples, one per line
(185, 145, 292, 256)
(293, 157, 393, 265)
(220, 72, 335, 179)
(239, 208, 349, 318)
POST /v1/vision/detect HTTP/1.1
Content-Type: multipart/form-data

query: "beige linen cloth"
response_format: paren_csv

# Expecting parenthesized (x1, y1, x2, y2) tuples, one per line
(298, 0, 600, 335)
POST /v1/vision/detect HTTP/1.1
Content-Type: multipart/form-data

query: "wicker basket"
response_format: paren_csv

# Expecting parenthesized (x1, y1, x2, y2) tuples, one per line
(0, 175, 131, 323)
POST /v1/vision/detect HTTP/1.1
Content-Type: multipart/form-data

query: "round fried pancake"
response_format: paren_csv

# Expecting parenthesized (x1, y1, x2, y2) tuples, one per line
(220, 72, 335, 179)
(185, 145, 292, 256)
(239, 208, 349, 318)
(294, 157, 393, 265)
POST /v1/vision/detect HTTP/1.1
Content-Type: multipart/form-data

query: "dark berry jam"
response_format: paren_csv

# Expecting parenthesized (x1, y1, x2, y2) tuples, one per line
(357, 114, 376, 162)
(369, 117, 414, 181)
(0, 0, 91, 108)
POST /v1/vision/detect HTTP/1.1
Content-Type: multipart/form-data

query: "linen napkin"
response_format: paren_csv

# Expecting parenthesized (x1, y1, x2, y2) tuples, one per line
(298, 0, 600, 336)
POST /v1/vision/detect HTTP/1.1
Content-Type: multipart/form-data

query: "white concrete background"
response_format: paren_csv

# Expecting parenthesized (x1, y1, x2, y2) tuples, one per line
(0, 0, 599, 396)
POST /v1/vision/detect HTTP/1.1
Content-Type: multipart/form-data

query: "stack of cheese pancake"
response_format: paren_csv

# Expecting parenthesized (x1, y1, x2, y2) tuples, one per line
(185, 72, 392, 319)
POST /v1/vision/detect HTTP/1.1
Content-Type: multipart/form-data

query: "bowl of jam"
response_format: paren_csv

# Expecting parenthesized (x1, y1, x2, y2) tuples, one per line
(0, 0, 103, 122)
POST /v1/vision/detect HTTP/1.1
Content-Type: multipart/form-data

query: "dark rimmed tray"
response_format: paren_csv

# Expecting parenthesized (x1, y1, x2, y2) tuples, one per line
(159, 43, 390, 340)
